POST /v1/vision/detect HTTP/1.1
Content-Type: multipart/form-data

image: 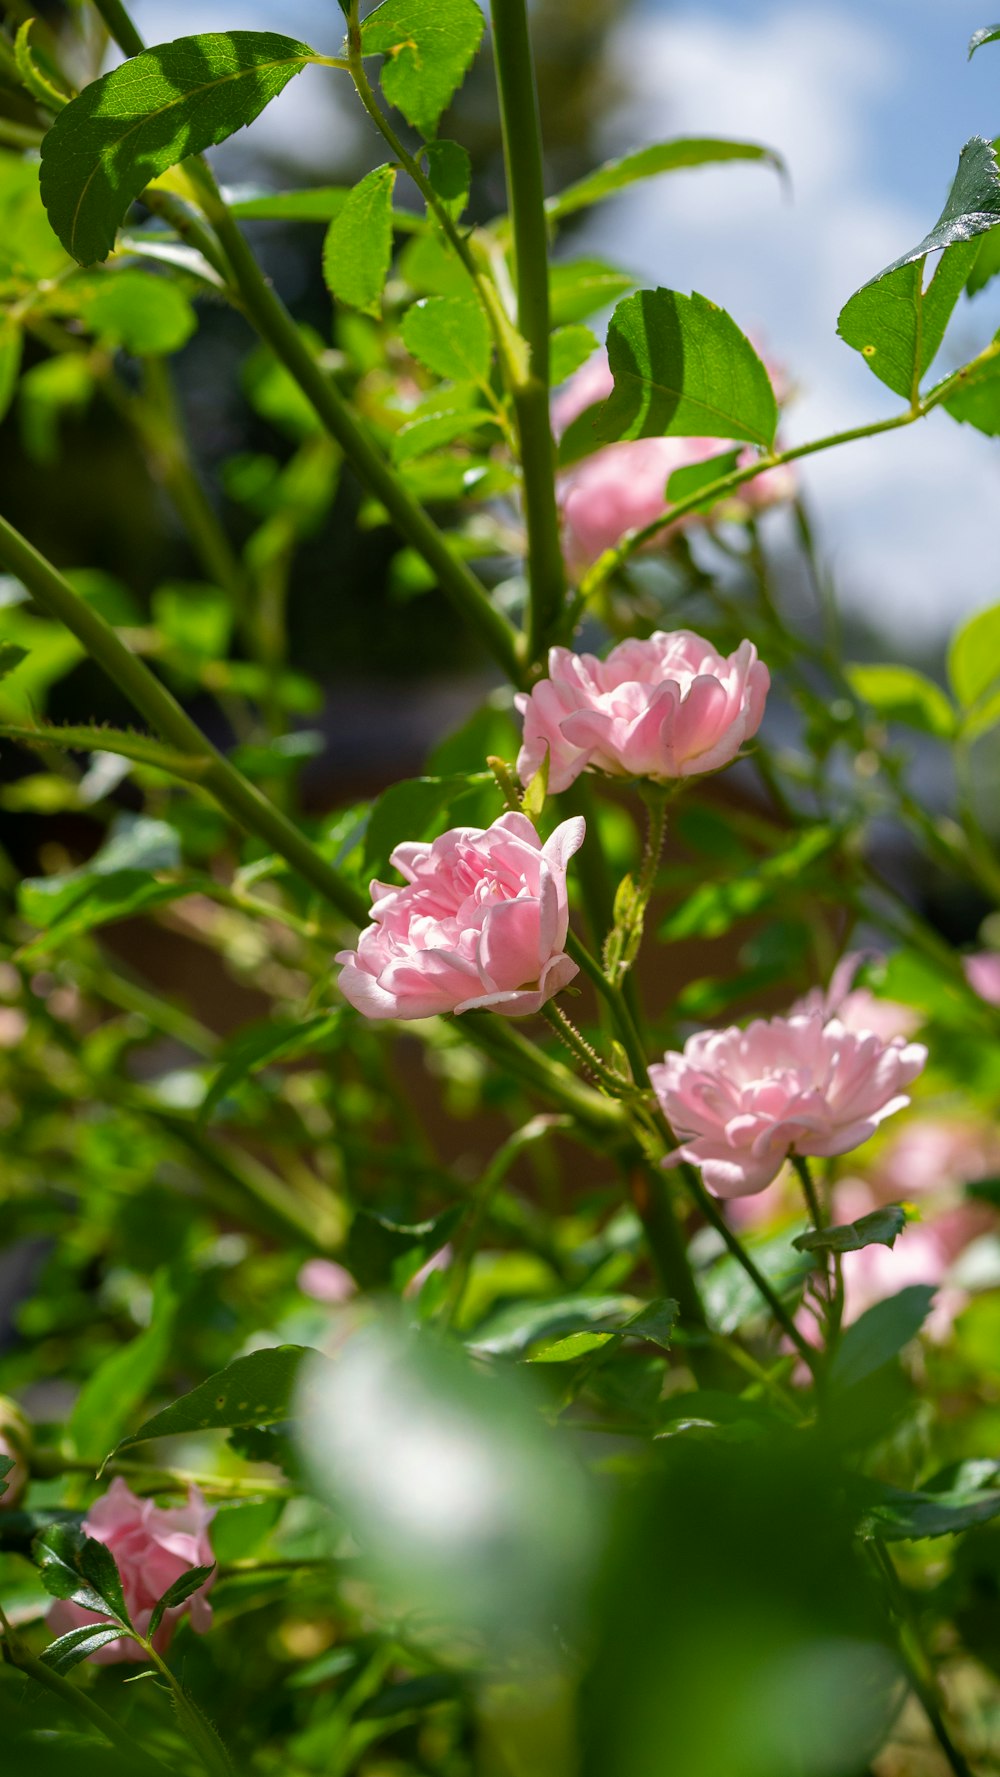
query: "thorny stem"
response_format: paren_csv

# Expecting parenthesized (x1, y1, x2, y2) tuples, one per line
(490, 0, 568, 663)
(0, 511, 369, 925)
(871, 1542, 976, 1777)
(541, 1000, 631, 1094)
(0, 1602, 173, 1775)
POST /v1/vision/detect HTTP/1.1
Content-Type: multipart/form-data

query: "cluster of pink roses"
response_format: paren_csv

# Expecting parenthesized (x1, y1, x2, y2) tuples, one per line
(337, 628, 930, 1208)
(551, 349, 796, 572)
(338, 627, 767, 1024)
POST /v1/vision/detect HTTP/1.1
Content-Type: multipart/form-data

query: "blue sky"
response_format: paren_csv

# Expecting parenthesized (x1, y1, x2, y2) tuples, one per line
(129, 0, 1000, 646)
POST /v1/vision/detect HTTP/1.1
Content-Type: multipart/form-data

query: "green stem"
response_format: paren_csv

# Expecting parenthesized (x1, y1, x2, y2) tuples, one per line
(792, 1153, 825, 1230)
(0, 1605, 173, 1776)
(490, 0, 567, 662)
(461, 1010, 624, 1136)
(441, 1113, 570, 1329)
(627, 1159, 706, 1328)
(345, 34, 525, 388)
(0, 511, 368, 924)
(679, 1161, 820, 1375)
(90, 0, 143, 55)
(540, 1000, 629, 1093)
(871, 1542, 975, 1777)
(187, 162, 526, 685)
(88, 0, 524, 686)
(145, 1644, 235, 1777)
(581, 339, 1000, 600)
(0, 115, 44, 148)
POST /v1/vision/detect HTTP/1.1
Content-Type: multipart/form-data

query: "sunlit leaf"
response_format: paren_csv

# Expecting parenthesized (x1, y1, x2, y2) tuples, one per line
(107, 1344, 316, 1462)
(360, 0, 485, 138)
(41, 32, 320, 264)
(402, 294, 491, 382)
(599, 287, 778, 448)
(322, 164, 397, 317)
(546, 137, 784, 223)
(846, 662, 956, 737)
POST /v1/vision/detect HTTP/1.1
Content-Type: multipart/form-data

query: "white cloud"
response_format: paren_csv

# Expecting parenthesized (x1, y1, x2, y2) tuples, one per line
(579, 3, 1000, 642)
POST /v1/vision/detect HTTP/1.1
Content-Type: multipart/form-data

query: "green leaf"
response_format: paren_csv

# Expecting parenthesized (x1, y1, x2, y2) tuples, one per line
(549, 258, 635, 326)
(346, 1206, 463, 1290)
(228, 184, 350, 220)
(967, 209, 1000, 295)
(201, 1012, 341, 1121)
(829, 1284, 937, 1392)
(599, 287, 778, 448)
(838, 240, 982, 400)
(68, 1274, 179, 1464)
(107, 1344, 315, 1462)
(0, 1454, 13, 1498)
(402, 294, 491, 382)
(363, 770, 490, 872)
(940, 337, 1000, 436)
(74, 270, 197, 356)
(18, 873, 188, 959)
(147, 1562, 216, 1640)
(859, 1465, 1000, 1540)
(855, 137, 1000, 287)
(34, 1522, 131, 1624)
(549, 323, 599, 386)
(546, 137, 784, 223)
(0, 318, 22, 425)
(846, 662, 956, 738)
(423, 139, 470, 218)
(40, 32, 319, 265)
(665, 446, 741, 508)
(390, 393, 500, 462)
(0, 643, 28, 683)
(18, 813, 186, 958)
(794, 1204, 908, 1256)
(468, 1293, 648, 1357)
(526, 1298, 678, 1364)
(702, 1229, 815, 1335)
(41, 1623, 133, 1672)
(970, 25, 1000, 56)
(322, 164, 397, 317)
(361, 0, 485, 138)
(948, 601, 1000, 720)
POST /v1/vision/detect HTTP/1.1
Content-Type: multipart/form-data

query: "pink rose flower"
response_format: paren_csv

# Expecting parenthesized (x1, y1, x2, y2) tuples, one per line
(873, 1116, 1000, 1201)
(47, 1478, 216, 1664)
(298, 1258, 356, 1304)
(551, 349, 794, 571)
(336, 811, 584, 1020)
(964, 951, 1000, 1007)
(793, 952, 922, 1045)
(515, 630, 769, 794)
(649, 1012, 927, 1197)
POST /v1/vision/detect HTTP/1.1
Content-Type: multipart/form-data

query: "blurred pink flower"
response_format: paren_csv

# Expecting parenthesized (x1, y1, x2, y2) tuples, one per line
(650, 1013, 927, 1197)
(515, 631, 769, 794)
(298, 1259, 356, 1304)
(794, 952, 922, 1045)
(964, 951, 1000, 1007)
(47, 1478, 215, 1663)
(871, 1116, 1000, 1201)
(551, 349, 794, 571)
(336, 812, 584, 1020)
